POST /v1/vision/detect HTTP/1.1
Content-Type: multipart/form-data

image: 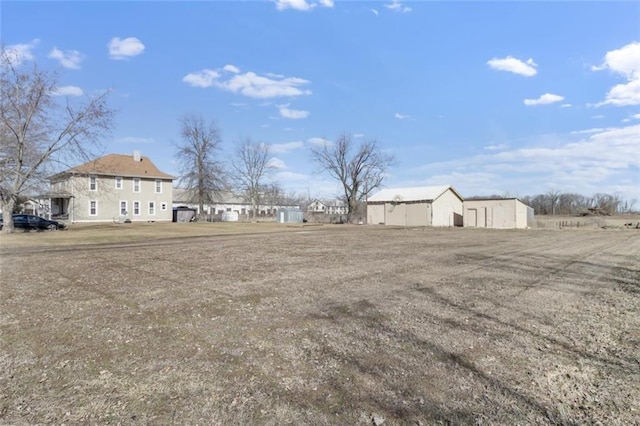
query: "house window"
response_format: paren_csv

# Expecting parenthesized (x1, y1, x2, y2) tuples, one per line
(149, 201, 155, 215)
(89, 176, 97, 191)
(115, 176, 123, 189)
(120, 201, 128, 216)
(133, 178, 140, 193)
(155, 179, 162, 194)
(160, 202, 167, 211)
(133, 201, 140, 216)
(89, 200, 98, 216)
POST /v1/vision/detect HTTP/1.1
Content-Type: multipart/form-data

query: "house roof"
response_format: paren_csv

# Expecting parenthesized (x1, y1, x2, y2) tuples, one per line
(367, 185, 463, 203)
(55, 153, 174, 180)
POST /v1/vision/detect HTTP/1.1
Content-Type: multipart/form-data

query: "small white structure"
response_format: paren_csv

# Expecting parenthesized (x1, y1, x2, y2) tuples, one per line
(367, 185, 464, 227)
(221, 211, 239, 222)
(464, 198, 534, 229)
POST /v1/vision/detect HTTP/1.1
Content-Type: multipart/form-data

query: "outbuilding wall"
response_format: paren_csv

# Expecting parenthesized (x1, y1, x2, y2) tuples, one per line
(463, 199, 532, 229)
(367, 203, 385, 225)
(431, 189, 464, 227)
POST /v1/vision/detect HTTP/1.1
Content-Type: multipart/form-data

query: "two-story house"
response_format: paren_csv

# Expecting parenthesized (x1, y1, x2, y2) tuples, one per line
(307, 199, 347, 215)
(45, 152, 174, 223)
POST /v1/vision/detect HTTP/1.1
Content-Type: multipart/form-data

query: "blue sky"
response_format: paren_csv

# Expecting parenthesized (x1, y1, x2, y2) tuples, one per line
(3, 0, 639, 202)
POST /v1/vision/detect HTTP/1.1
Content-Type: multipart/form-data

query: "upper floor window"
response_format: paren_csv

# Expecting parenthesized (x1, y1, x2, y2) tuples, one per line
(89, 176, 97, 191)
(155, 179, 162, 194)
(115, 176, 123, 189)
(133, 178, 140, 193)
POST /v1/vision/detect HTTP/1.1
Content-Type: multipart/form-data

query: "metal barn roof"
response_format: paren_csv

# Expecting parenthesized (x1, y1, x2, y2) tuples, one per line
(368, 185, 462, 203)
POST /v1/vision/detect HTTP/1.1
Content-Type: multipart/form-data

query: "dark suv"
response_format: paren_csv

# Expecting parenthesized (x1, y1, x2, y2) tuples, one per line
(0, 214, 66, 231)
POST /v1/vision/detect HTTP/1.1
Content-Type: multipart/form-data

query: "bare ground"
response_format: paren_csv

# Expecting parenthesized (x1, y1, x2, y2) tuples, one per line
(0, 225, 639, 425)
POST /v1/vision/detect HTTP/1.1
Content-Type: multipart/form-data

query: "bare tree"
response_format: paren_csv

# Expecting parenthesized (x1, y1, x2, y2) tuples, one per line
(230, 139, 275, 219)
(310, 133, 395, 223)
(0, 52, 114, 233)
(175, 115, 226, 218)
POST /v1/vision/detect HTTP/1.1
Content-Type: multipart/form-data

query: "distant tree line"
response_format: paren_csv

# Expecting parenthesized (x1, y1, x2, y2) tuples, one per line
(468, 191, 637, 215)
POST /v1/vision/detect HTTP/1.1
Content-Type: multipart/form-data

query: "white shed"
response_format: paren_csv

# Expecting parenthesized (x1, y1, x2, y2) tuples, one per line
(367, 185, 464, 227)
(463, 198, 534, 229)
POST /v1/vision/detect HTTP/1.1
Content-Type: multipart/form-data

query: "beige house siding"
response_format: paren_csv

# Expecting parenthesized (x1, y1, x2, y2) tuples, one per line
(61, 174, 172, 223)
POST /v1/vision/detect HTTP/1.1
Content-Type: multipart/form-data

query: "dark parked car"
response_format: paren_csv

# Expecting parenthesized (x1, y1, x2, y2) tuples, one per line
(0, 214, 66, 231)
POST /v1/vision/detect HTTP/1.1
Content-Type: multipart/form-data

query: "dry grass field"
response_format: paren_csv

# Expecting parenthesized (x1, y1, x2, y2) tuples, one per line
(1, 223, 639, 425)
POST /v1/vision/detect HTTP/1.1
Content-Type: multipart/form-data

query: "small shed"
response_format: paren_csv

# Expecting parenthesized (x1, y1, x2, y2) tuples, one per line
(173, 206, 196, 222)
(463, 198, 534, 229)
(277, 208, 304, 224)
(367, 185, 464, 227)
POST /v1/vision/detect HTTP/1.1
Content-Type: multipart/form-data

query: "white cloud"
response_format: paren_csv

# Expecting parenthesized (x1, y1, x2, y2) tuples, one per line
(270, 141, 304, 153)
(3, 39, 39, 66)
(561, 103, 572, 108)
(48, 47, 83, 69)
(108, 37, 145, 60)
(598, 79, 640, 107)
(632, 113, 640, 119)
(487, 56, 538, 77)
(371, 8, 379, 16)
(394, 112, 410, 120)
(523, 93, 564, 106)
(593, 41, 640, 107)
(183, 65, 312, 99)
(51, 85, 83, 97)
(385, 0, 412, 13)
(278, 105, 310, 119)
(274, 0, 333, 11)
(308, 137, 332, 147)
(183, 69, 221, 88)
(268, 157, 287, 169)
(223, 64, 240, 73)
(353, 133, 365, 138)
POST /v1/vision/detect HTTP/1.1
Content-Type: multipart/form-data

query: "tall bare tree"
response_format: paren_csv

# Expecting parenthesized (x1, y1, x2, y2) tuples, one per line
(0, 51, 114, 233)
(311, 133, 395, 222)
(175, 114, 226, 218)
(230, 139, 275, 218)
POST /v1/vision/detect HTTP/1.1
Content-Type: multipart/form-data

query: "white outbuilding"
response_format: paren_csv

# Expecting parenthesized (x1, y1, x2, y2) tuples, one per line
(367, 185, 464, 227)
(463, 198, 534, 229)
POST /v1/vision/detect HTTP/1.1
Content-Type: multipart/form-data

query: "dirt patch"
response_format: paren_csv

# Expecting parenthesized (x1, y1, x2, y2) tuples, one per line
(1, 226, 638, 424)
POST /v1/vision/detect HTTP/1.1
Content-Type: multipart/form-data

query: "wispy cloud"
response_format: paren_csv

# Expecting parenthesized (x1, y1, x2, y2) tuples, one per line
(108, 37, 145, 60)
(274, 0, 333, 11)
(307, 137, 332, 147)
(523, 93, 564, 106)
(116, 136, 155, 144)
(3, 39, 39, 66)
(370, 8, 379, 16)
(51, 85, 83, 97)
(48, 47, 83, 69)
(278, 104, 310, 119)
(484, 143, 509, 151)
(268, 157, 287, 169)
(183, 65, 312, 99)
(270, 141, 304, 154)
(593, 41, 640, 107)
(385, 0, 412, 13)
(487, 56, 538, 77)
(394, 112, 411, 120)
(413, 124, 640, 200)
